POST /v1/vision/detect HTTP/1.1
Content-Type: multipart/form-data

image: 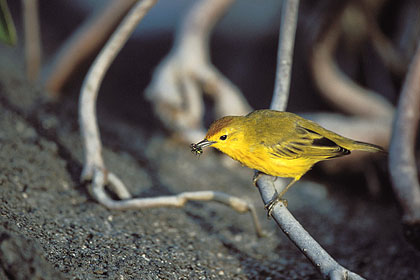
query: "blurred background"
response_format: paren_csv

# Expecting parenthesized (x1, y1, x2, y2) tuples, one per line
(6, 0, 416, 123)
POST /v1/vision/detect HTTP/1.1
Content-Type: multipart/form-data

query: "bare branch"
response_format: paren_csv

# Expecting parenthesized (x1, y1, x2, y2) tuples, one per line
(90, 171, 264, 237)
(79, 0, 157, 183)
(270, 0, 299, 111)
(23, 0, 41, 81)
(394, 1, 420, 60)
(311, 19, 394, 120)
(257, 177, 365, 280)
(389, 39, 420, 226)
(257, 1, 366, 278)
(146, 0, 251, 143)
(107, 172, 132, 200)
(43, 0, 137, 97)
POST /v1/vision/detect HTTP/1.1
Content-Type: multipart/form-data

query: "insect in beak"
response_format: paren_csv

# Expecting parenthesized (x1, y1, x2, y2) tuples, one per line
(190, 139, 216, 155)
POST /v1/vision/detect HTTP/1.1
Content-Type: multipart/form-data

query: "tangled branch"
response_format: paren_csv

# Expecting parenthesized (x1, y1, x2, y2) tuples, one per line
(78, 0, 264, 238)
(311, 13, 394, 120)
(145, 0, 251, 143)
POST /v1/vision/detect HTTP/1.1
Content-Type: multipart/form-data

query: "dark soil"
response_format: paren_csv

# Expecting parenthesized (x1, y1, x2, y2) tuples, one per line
(1, 46, 420, 280)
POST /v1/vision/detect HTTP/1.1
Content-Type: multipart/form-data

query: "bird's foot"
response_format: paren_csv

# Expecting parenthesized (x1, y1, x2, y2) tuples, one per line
(252, 171, 264, 186)
(264, 196, 288, 218)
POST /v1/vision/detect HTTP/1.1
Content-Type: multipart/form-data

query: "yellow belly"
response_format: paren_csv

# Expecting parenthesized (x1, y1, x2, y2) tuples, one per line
(226, 148, 316, 180)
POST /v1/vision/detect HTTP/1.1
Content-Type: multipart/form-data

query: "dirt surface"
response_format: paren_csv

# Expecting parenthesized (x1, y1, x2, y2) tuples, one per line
(1, 47, 420, 280)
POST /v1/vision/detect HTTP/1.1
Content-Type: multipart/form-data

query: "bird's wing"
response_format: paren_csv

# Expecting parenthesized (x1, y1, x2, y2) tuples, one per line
(267, 125, 350, 160)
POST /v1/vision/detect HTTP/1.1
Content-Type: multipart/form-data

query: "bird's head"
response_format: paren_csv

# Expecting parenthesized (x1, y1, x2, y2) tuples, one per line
(190, 116, 245, 155)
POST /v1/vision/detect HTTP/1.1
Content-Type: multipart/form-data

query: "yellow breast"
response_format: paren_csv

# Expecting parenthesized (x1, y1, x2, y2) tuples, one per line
(218, 144, 316, 180)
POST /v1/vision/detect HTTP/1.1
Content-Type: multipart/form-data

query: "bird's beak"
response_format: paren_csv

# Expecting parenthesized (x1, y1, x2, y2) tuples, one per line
(195, 139, 216, 149)
(190, 139, 216, 155)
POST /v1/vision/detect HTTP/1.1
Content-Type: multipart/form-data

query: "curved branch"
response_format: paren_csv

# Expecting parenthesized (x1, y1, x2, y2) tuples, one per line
(90, 171, 264, 237)
(257, 177, 364, 280)
(145, 0, 251, 143)
(311, 15, 394, 120)
(389, 39, 420, 227)
(44, 0, 137, 97)
(79, 0, 157, 182)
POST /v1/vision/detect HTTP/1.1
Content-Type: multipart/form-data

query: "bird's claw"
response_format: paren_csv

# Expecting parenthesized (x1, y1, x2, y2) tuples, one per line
(252, 171, 263, 187)
(264, 197, 288, 218)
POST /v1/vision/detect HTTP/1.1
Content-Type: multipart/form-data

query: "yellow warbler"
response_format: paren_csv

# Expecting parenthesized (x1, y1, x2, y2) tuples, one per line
(191, 109, 384, 214)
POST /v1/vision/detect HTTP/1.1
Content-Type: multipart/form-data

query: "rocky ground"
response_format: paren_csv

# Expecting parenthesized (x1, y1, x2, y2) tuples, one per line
(1, 47, 420, 280)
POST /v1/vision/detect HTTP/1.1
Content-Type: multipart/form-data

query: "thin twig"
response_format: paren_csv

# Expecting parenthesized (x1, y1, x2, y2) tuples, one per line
(79, 0, 157, 187)
(389, 39, 420, 225)
(270, 0, 299, 111)
(258, 0, 365, 278)
(23, 0, 41, 81)
(90, 171, 264, 237)
(44, 0, 137, 97)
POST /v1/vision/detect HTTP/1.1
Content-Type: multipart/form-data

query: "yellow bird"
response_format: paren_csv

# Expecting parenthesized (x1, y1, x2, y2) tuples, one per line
(191, 109, 384, 215)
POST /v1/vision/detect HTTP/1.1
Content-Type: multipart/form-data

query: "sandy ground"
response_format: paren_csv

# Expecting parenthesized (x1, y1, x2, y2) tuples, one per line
(1, 47, 420, 279)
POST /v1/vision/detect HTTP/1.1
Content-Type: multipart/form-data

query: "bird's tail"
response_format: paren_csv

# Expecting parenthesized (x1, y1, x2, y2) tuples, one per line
(351, 141, 385, 153)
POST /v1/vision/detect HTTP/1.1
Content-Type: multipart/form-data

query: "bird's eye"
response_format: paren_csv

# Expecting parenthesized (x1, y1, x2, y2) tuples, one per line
(219, 135, 227, 140)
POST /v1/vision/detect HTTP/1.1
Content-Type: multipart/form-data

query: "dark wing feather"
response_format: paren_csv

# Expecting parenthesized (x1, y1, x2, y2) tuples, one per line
(268, 125, 350, 159)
